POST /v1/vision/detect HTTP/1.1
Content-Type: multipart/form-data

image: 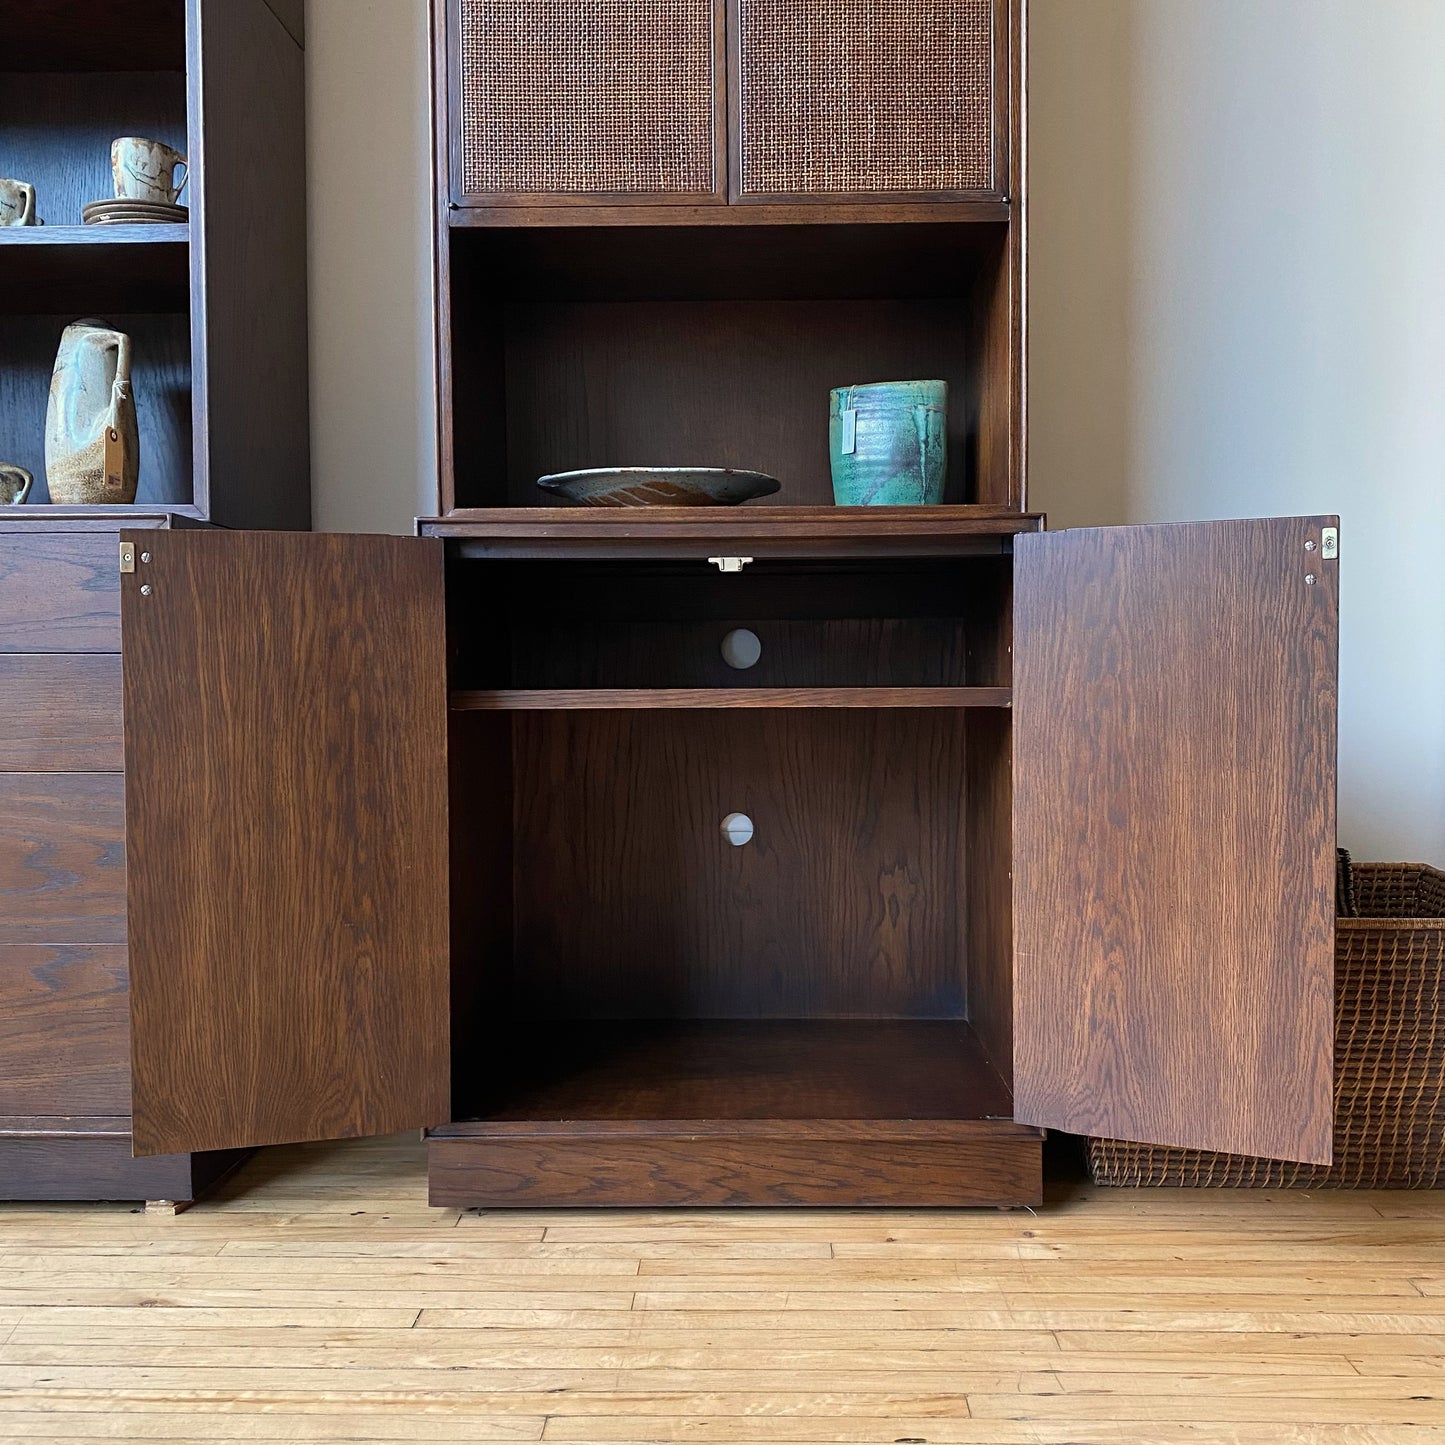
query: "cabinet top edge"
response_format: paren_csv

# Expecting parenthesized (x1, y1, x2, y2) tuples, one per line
(0, 507, 204, 533)
(421, 507, 1042, 536)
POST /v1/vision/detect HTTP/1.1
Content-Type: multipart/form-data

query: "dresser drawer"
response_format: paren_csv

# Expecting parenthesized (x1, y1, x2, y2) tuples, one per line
(0, 656, 124, 772)
(0, 775, 126, 945)
(0, 534, 121, 654)
(0, 944, 130, 1116)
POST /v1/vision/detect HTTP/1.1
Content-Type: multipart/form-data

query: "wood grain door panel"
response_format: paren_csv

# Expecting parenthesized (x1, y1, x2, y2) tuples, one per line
(1013, 517, 1338, 1164)
(121, 532, 451, 1156)
(0, 774, 126, 945)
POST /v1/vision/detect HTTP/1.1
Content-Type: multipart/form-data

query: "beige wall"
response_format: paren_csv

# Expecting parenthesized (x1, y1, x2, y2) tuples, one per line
(305, 0, 1445, 859)
(306, 0, 437, 533)
(1030, 0, 1445, 861)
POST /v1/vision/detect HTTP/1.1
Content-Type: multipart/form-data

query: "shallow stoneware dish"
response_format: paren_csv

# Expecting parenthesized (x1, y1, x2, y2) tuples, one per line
(536, 467, 781, 507)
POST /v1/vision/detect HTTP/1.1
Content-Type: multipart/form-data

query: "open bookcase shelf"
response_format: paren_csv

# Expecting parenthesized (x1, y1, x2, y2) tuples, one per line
(0, 0, 308, 527)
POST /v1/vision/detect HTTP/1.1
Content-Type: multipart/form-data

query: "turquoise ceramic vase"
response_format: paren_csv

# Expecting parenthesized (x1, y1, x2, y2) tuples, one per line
(829, 379, 947, 506)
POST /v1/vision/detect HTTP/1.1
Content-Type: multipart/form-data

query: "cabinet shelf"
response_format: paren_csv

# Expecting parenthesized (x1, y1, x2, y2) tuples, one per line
(431, 1020, 1041, 1207)
(0, 227, 190, 314)
(424, 506, 1044, 560)
(450, 686, 1011, 711)
(449, 1020, 1015, 1123)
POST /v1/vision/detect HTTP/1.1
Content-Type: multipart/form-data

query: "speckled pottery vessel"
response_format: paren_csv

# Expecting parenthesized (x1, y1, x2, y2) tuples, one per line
(829, 379, 947, 506)
(0, 178, 39, 227)
(45, 320, 140, 505)
(0, 465, 33, 504)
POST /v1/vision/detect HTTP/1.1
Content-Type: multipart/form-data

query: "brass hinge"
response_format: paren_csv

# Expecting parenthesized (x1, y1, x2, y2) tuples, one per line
(119, 541, 136, 574)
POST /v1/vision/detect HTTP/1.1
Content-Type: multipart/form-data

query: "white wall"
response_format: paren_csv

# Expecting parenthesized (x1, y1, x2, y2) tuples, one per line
(1030, 0, 1445, 861)
(305, 0, 1445, 859)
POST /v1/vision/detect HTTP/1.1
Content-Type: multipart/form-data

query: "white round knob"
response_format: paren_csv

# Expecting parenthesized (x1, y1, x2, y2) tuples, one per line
(720, 628, 762, 670)
(721, 812, 754, 846)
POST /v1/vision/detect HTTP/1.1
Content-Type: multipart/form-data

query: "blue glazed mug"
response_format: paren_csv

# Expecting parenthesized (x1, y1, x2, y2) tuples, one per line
(829, 379, 947, 506)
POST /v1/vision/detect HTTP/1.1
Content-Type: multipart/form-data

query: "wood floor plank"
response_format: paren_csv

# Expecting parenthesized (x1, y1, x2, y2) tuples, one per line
(2, 1132, 1444, 1442)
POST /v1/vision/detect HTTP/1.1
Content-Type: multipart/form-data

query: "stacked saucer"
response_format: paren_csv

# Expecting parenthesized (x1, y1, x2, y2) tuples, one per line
(83, 198, 189, 226)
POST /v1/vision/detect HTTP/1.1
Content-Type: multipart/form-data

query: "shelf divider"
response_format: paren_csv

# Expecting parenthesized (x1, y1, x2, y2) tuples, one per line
(450, 686, 1011, 711)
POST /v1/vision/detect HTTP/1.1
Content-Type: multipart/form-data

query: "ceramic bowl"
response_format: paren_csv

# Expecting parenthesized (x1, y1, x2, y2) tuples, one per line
(535, 467, 781, 508)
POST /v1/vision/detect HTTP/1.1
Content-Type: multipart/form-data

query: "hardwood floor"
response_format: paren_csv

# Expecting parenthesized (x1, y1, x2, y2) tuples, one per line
(0, 1132, 1443, 1442)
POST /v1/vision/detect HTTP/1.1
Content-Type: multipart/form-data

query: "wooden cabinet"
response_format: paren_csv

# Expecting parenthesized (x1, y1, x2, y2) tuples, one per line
(118, 515, 1340, 1207)
(729, 0, 1009, 202)
(441, 0, 1015, 207)
(448, 0, 727, 205)
(0, 0, 307, 1203)
(0, 520, 248, 1203)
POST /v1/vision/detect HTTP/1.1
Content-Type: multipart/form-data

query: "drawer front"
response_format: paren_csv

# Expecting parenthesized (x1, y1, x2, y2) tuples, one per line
(0, 775, 126, 945)
(453, 0, 723, 202)
(733, 0, 1003, 200)
(0, 944, 130, 1116)
(0, 534, 121, 653)
(0, 655, 124, 772)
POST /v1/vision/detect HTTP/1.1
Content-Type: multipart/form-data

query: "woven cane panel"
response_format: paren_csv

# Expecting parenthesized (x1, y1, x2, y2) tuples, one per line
(1088, 866, 1445, 1189)
(736, 0, 995, 195)
(459, 0, 716, 196)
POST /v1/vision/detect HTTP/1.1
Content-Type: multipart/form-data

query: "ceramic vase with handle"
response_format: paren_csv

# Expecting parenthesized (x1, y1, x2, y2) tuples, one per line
(0, 178, 39, 227)
(0, 465, 33, 504)
(45, 320, 140, 505)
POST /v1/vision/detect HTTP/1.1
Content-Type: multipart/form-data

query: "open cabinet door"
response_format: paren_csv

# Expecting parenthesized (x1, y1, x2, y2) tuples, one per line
(1013, 517, 1338, 1163)
(121, 532, 450, 1155)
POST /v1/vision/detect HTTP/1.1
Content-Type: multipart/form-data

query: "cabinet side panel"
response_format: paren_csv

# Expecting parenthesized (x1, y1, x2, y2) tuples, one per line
(194, 0, 310, 528)
(122, 533, 450, 1154)
(1013, 517, 1337, 1163)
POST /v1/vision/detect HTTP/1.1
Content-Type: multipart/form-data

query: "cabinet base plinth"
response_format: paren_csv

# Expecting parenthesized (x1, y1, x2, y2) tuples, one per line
(0, 1120, 249, 1203)
(428, 1119, 1043, 1209)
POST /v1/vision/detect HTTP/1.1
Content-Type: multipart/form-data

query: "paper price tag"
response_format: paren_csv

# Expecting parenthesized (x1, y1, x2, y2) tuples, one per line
(104, 426, 125, 493)
(840, 408, 858, 455)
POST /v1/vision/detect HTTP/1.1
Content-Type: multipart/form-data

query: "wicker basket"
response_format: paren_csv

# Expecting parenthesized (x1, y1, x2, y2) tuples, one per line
(1087, 862, 1445, 1188)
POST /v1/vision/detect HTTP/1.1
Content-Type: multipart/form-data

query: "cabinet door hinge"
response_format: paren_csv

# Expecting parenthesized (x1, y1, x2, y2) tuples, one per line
(1321, 526, 1338, 560)
(119, 541, 136, 573)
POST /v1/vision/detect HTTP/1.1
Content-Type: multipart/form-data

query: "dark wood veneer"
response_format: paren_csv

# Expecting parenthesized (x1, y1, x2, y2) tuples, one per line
(0, 944, 130, 1116)
(0, 774, 126, 946)
(122, 532, 451, 1156)
(508, 710, 970, 1021)
(0, 655, 124, 772)
(432, 1021, 1041, 1208)
(1013, 518, 1339, 1163)
(0, 534, 121, 653)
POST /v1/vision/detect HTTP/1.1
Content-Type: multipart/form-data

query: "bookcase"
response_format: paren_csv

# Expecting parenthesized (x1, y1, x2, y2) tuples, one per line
(0, 0, 307, 1203)
(104, 0, 1341, 1210)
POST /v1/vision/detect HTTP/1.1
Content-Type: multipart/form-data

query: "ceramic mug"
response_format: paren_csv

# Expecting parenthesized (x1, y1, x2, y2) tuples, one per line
(111, 137, 188, 204)
(0, 465, 34, 505)
(0, 178, 39, 227)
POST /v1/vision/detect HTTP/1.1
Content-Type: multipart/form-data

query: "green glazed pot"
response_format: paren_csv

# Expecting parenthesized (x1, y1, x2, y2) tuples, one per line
(829, 379, 947, 506)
